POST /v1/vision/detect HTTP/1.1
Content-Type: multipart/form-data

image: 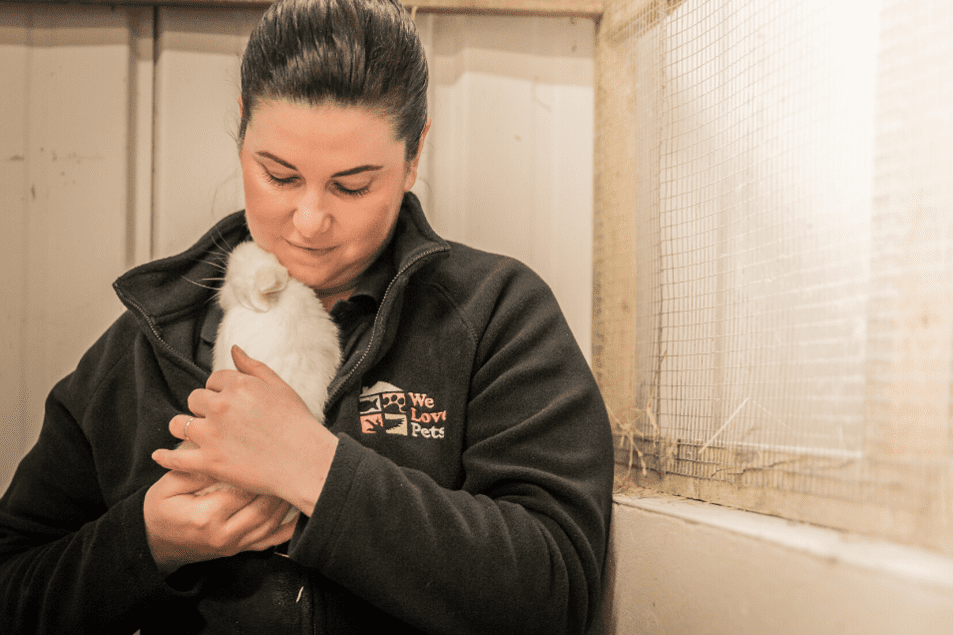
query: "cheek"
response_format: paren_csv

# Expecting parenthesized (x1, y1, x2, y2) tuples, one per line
(241, 175, 286, 241)
(335, 198, 399, 263)
(359, 198, 401, 243)
(243, 172, 273, 212)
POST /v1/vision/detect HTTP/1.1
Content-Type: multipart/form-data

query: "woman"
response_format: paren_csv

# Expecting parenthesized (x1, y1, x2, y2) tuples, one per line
(0, 0, 613, 633)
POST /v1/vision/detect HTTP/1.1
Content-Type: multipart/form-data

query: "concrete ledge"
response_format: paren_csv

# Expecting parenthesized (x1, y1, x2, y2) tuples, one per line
(603, 491, 953, 635)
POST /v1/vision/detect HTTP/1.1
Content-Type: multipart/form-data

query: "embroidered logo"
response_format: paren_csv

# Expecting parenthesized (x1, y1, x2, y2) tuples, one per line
(360, 381, 446, 439)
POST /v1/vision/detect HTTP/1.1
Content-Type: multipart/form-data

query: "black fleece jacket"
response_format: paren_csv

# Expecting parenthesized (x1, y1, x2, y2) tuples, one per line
(0, 194, 613, 634)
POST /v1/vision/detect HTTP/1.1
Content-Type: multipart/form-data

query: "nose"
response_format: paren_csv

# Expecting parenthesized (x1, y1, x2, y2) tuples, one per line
(292, 189, 332, 238)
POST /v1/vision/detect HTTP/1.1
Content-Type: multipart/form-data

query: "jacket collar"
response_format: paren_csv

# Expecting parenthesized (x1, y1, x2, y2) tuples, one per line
(112, 193, 449, 364)
(386, 192, 451, 278)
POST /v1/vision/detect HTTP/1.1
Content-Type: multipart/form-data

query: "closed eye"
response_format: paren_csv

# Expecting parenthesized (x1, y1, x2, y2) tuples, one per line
(334, 182, 371, 197)
(264, 170, 299, 187)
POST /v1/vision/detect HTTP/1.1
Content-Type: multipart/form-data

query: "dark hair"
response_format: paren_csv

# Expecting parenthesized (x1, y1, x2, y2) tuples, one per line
(238, 0, 428, 162)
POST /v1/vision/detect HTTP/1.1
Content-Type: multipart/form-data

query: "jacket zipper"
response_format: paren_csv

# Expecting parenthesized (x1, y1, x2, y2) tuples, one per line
(327, 245, 447, 405)
(114, 286, 208, 379)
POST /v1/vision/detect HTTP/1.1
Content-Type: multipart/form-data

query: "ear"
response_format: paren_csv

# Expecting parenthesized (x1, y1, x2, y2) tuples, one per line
(403, 119, 431, 192)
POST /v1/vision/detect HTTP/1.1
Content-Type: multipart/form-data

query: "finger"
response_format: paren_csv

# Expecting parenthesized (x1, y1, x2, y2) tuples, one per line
(199, 484, 259, 516)
(222, 491, 280, 527)
(204, 367, 243, 393)
(243, 510, 297, 552)
(223, 495, 289, 546)
(168, 413, 200, 442)
(152, 445, 204, 474)
(152, 469, 219, 497)
(164, 484, 259, 542)
(187, 385, 219, 419)
(245, 523, 296, 552)
(230, 345, 278, 381)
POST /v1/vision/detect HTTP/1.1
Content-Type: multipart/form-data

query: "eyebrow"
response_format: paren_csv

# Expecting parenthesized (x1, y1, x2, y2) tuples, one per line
(255, 151, 383, 177)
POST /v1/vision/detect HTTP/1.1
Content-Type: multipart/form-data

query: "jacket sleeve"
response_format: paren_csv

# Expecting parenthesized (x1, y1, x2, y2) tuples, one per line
(288, 260, 614, 635)
(0, 332, 195, 634)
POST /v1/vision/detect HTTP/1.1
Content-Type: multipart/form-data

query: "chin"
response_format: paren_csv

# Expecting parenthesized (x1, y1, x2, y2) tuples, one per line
(261, 243, 320, 287)
(283, 266, 323, 291)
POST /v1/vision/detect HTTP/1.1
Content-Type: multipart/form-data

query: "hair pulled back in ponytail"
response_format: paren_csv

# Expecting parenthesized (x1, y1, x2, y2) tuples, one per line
(239, 0, 428, 162)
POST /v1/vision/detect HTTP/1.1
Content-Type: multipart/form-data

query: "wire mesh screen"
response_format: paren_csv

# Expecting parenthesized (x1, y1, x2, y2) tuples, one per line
(594, 0, 953, 553)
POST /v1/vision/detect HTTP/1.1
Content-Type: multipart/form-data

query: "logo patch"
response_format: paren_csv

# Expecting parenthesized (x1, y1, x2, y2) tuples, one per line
(360, 381, 446, 439)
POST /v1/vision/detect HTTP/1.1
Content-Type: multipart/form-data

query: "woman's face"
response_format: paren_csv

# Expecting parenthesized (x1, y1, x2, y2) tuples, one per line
(239, 100, 424, 292)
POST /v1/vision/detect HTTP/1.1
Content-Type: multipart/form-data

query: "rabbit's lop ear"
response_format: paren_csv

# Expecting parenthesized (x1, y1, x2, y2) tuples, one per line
(249, 266, 289, 312)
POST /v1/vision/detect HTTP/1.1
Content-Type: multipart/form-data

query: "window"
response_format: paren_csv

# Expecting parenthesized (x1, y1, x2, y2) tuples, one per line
(595, 0, 953, 554)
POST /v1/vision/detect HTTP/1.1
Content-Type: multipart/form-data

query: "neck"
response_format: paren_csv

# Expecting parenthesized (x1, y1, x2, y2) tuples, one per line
(315, 279, 359, 312)
(316, 280, 359, 299)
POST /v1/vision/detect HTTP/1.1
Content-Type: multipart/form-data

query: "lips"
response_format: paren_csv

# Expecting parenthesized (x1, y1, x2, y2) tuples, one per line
(285, 238, 334, 253)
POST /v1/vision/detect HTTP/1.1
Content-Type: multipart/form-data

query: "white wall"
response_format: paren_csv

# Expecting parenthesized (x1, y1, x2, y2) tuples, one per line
(418, 12, 594, 356)
(0, 5, 149, 491)
(605, 491, 953, 635)
(0, 4, 595, 491)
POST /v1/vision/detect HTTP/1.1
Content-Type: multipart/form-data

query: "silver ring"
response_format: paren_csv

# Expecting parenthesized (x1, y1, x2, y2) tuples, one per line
(184, 417, 194, 441)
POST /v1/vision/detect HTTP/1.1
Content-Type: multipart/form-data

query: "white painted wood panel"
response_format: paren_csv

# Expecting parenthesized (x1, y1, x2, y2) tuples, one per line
(0, 4, 151, 490)
(0, 4, 31, 492)
(152, 7, 262, 259)
(129, 7, 156, 267)
(419, 14, 595, 359)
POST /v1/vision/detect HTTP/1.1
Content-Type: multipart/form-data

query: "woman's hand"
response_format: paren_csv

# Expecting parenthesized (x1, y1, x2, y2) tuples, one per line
(152, 345, 338, 518)
(143, 469, 295, 576)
